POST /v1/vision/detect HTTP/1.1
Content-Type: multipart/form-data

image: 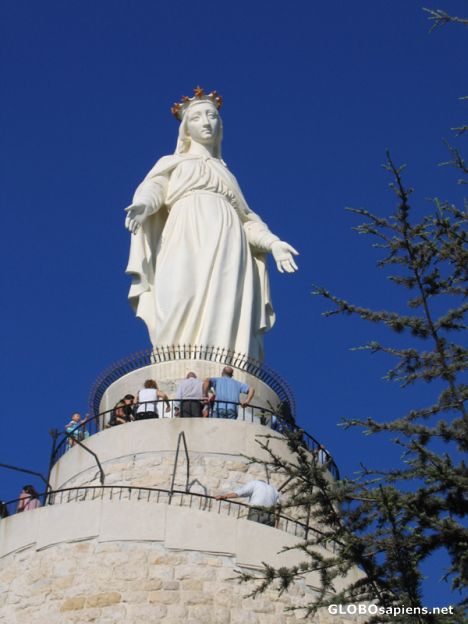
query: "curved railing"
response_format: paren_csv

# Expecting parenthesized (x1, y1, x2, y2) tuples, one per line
(88, 345, 296, 418)
(52, 400, 340, 479)
(1, 485, 336, 549)
(54, 400, 284, 462)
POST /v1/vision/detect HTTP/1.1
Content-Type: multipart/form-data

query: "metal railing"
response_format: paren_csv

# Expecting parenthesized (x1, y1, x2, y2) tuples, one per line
(170, 431, 190, 498)
(52, 400, 280, 462)
(1, 495, 41, 518)
(88, 345, 296, 418)
(1, 485, 336, 547)
(50, 400, 340, 479)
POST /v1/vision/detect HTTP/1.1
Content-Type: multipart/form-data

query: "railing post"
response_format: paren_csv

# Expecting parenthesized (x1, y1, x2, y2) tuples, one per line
(169, 431, 190, 503)
(46, 428, 60, 504)
(62, 430, 105, 485)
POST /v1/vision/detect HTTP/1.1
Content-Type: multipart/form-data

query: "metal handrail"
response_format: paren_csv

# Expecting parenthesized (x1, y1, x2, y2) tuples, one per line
(88, 345, 296, 418)
(170, 432, 190, 499)
(52, 400, 279, 460)
(50, 400, 340, 479)
(62, 430, 105, 485)
(1, 485, 335, 548)
(0, 463, 50, 491)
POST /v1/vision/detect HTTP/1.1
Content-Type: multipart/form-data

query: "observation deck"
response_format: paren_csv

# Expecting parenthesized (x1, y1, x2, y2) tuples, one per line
(89, 345, 295, 415)
(0, 348, 352, 624)
(48, 345, 339, 480)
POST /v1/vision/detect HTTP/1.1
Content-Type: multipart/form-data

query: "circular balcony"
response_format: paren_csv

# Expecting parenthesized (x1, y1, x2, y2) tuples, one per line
(88, 345, 296, 417)
(2, 485, 336, 551)
(51, 400, 340, 480)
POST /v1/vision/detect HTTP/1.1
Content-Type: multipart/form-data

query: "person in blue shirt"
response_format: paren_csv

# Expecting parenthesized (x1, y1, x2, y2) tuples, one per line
(203, 366, 255, 419)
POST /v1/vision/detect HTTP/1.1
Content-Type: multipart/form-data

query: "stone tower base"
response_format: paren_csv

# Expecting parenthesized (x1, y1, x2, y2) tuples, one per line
(0, 529, 360, 624)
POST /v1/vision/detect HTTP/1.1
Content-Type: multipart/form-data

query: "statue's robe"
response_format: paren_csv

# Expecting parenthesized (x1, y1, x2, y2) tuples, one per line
(126, 154, 278, 361)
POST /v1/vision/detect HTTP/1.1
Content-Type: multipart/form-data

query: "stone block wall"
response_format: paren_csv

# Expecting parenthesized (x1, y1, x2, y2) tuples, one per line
(51, 452, 311, 527)
(50, 420, 317, 525)
(0, 418, 356, 623)
(0, 539, 353, 624)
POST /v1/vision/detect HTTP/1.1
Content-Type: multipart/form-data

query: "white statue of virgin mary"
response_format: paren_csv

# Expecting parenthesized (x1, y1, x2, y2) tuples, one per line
(125, 87, 298, 362)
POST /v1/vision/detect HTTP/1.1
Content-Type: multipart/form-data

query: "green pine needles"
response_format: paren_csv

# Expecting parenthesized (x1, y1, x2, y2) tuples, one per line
(239, 26, 467, 621)
(239, 152, 467, 623)
(240, 9, 468, 624)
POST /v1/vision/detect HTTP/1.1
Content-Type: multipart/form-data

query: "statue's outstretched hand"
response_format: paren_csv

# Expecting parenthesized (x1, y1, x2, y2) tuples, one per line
(271, 241, 299, 273)
(124, 203, 150, 234)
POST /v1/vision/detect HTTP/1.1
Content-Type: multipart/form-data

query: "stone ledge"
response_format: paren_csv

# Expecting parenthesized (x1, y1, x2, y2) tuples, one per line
(49, 418, 298, 490)
(0, 500, 362, 594)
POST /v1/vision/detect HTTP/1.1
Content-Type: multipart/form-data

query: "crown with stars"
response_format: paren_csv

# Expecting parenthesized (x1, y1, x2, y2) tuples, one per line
(171, 87, 223, 120)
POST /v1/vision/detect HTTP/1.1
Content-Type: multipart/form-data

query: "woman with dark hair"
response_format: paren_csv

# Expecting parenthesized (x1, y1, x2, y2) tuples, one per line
(17, 485, 41, 512)
(122, 394, 136, 421)
(108, 400, 127, 427)
(135, 379, 170, 420)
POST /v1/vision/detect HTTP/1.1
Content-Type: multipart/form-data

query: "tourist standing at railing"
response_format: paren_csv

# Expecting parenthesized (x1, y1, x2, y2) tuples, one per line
(215, 479, 279, 526)
(135, 379, 170, 420)
(16, 485, 41, 513)
(65, 412, 89, 446)
(203, 366, 255, 419)
(122, 394, 136, 421)
(317, 444, 330, 466)
(175, 372, 206, 418)
(109, 400, 127, 426)
(270, 412, 294, 433)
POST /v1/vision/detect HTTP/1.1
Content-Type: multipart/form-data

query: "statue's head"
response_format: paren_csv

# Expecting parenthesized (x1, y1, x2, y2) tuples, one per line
(172, 87, 223, 157)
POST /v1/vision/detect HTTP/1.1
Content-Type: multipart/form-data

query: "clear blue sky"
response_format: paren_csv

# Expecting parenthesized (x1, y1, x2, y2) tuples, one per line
(1, 0, 466, 609)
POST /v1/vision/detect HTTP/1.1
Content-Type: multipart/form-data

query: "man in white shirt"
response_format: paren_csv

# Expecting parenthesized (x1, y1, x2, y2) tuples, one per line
(215, 479, 279, 526)
(176, 372, 206, 418)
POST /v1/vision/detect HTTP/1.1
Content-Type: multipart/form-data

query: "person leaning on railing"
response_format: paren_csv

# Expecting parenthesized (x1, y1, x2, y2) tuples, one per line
(107, 395, 138, 427)
(203, 366, 255, 419)
(175, 372, 207, 418)
(122, 394, 136, 421)
(215, 479, 279, 527)
(65, 412, 89, 446)
(108, 400, 127, 427)
(16, 485, 41, 513)
(135, 379, 170, 420)
(316, 444, 331, 466)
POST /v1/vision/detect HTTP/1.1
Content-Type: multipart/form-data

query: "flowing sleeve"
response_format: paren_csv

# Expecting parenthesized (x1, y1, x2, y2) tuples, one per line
(229, 178, 279, 253)
(228, 180, 276, 333)
(235, 482, 255, 498)
(242, 212, 279, 253)
(126, 155, 183, 339)
(132, 158, 172, 214)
